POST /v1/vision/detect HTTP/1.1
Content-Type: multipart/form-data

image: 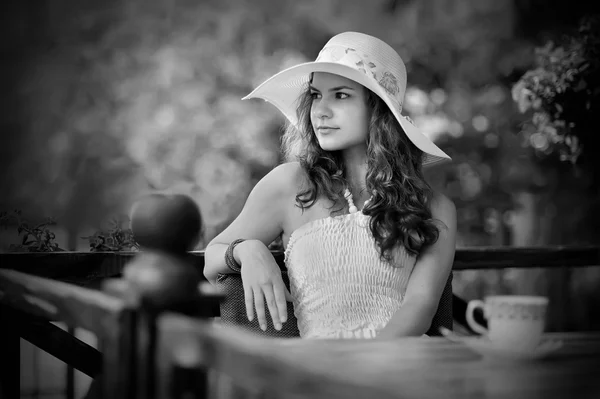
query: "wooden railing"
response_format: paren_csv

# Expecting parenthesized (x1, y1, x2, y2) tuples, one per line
(0, 268, 135, 399)
(1, 246, 599, 398)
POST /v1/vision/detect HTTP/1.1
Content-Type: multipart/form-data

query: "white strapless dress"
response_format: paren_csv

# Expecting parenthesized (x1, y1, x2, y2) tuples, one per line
(284, 211, 417, 339)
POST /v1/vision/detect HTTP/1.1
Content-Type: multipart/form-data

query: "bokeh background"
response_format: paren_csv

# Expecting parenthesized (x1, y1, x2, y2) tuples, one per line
(1, 0, 599, 397)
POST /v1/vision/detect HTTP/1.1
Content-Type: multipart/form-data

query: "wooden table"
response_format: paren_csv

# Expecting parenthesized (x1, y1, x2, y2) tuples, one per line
(160, 317, 600, 399)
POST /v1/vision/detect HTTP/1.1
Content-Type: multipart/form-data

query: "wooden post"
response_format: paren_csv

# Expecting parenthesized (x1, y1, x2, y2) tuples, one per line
(66, 326, 75, 399)
(122, 193, 207, 399)
(0, 305, 20, 399)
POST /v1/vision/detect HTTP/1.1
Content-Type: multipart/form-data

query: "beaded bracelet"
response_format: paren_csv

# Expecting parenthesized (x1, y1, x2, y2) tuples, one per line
(224, 239, 246, 273)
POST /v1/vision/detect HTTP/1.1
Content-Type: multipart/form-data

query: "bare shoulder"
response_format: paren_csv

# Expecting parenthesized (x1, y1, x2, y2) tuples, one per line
(256, 161, 305, 197)
(248, 162, 307, 213)
(429, 191, 457, 231)
(207, 162, 305, 247)
(265, 161, 305, 185)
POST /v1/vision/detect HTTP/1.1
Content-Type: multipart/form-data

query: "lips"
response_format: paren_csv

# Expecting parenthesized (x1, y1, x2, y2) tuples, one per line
(316, 126, 339, 134)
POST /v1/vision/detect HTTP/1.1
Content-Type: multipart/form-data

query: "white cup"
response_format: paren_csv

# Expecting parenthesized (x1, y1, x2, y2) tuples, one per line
(466, 295, 549, 351)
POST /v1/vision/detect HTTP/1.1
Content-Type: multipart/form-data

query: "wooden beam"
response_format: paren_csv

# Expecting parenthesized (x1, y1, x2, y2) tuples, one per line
(450, 246, 600, 270)
(0, 251, 134, 285)
(7, 307, 102, 378)
(0, 305, 20, 399)
(158, 315, 600, 399)
(157, 315, 389, 399)
(0, 269, 127, 336)
(0, 246, 598, 286)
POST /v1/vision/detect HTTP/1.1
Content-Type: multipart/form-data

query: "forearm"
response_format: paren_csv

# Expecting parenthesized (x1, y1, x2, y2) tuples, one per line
(203, 243, 232, 285)
(203, 239, 267, 285)
(377, 300, 436, 339)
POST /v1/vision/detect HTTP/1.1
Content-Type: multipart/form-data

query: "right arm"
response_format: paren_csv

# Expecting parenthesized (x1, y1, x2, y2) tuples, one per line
(203, 162, 300, 330)
(203, 162, 298, 284)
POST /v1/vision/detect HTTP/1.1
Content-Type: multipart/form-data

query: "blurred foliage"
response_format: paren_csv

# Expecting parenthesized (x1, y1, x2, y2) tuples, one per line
(0, 210, 64, 252)
(1, 0, 598, 248)
(512, 14, 600, 177)
(1, 210, 139, 252)
(81, 216, 140, 252)
(1, 0, 597, 249)
(1, 0, 599, 329)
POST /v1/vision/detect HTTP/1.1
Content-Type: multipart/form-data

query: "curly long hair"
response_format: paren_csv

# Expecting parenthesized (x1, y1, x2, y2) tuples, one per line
(281, 81, 440, 261)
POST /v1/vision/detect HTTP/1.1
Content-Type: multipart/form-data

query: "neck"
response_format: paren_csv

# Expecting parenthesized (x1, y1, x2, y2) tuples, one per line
(341, 146, 368, 196)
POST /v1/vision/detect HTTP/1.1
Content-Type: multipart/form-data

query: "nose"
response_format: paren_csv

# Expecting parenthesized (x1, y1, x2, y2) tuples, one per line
(313, 98, 332, 120)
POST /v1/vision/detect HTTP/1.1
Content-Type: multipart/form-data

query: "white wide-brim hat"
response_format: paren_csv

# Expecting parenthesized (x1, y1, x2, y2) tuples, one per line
(242, 31, 451, 167)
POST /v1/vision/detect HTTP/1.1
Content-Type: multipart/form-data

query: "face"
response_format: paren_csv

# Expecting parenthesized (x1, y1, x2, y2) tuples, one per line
(310, 72, 370, 152)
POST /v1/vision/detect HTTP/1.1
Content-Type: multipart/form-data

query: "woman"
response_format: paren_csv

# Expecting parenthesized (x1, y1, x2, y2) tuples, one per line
(204, 31, 456, 339)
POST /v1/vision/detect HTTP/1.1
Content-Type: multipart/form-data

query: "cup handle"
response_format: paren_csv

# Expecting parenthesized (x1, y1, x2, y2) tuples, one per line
(466, 299, 489, 336)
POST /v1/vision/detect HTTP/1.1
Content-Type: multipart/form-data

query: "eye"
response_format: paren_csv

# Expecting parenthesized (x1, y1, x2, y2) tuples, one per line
(310, 92, 321, 99)
(336, 92, 350, 99)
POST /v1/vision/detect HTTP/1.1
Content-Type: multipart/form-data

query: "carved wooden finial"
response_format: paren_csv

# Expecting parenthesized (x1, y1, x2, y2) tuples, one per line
(122, 193, 204, 311)
(129, 193, 203, 254)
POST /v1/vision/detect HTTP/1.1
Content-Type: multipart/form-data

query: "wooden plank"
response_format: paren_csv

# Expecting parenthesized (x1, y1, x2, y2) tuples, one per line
(158, 316, 600, 399)
(0, 269, 126, 336)
(0, 247, 599, 285)
(450, 246, 600, 270)
(101, 279, 222, 399)
(0, 304, 20, 399)
(66, 326, 76, 399)
(7, 307, 102, 378)
(100, 307, 136, 399)
(134, 312, 156, 399)
(158, 316, 397, 399)
(0, 251, 134, 284)
(169, 365, 209, 399)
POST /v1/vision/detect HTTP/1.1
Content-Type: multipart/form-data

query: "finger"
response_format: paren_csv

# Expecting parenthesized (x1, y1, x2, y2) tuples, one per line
(262, 285, 282, 330)
(253, 287, 268, 331)
(243, 282, 254, 322)
(272, 281, 289, 324)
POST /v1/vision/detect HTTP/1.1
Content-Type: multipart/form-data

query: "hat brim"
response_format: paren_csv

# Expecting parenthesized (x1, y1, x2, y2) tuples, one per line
(243, 61, 451, 167)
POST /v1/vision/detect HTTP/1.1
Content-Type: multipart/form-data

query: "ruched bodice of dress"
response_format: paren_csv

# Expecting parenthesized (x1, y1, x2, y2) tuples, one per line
(284, 211, 417, 339)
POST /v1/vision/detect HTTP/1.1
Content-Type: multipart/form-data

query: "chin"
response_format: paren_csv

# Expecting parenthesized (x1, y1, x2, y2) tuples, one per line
(318, 142, 345, 152)
(317, 136, 345, 151)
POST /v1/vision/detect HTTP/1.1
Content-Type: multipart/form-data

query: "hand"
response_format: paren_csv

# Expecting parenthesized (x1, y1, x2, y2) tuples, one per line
(236, 240, 293, 331)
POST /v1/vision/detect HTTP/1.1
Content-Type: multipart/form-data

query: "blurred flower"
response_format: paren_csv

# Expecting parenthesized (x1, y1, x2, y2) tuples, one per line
(413, 114, 453, 141)
(511, 80, 534, 113)
(483, 208, 501, 234)
(448, 121, 464, 138)
(457, 162, 483, 200)
(483, 133, 499, 148)
(154, 106, 176, 129)
(529, 132, 549, 151)
(404, 87, 429, 114)
(472, 115, 489, 132)
(430, 88, 447, 106)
